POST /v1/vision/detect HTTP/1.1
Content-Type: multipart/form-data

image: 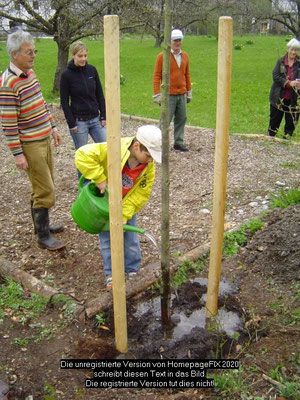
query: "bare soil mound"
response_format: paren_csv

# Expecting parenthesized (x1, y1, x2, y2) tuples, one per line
(240, 204, 300, 283)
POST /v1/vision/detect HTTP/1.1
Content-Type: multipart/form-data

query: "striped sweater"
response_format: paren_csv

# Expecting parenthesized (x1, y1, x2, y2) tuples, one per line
(0, 68, 55, 156)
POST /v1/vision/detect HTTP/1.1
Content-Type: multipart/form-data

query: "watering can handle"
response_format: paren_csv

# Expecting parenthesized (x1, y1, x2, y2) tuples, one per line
(78, 175, 86, 193)
(123, 224, 145, 234)
(78, 176, 108, 196)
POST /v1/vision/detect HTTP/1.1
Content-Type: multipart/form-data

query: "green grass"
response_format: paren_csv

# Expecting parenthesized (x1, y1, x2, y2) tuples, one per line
(210, 363, 300, 400)
(172, 255, 208, 289)
(1, 34, 300, 137)
(95, 311, 106, 326)
(223, 218, 264, 257)
(43, 382, 60, 400)
(0, 278, 77, 346)
(270, 188, 300, 209)
(0, 277, 49, 323)
(280, 161, 300, 169)
(269, 363, 300, 400)
(210, 367, 249, 398)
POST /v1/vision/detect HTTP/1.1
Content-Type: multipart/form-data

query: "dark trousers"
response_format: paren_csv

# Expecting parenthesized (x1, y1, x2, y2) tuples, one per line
(168, 94, 187, 146)
(268, 99, 299, 137)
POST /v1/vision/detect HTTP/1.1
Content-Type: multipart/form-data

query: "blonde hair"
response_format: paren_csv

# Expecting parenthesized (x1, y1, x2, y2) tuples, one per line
(70, 41, 87, 56)
(287, 38, 300, 50)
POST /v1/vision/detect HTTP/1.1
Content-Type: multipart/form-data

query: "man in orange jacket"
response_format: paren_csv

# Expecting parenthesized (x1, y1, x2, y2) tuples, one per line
(153, 29, 192, 152)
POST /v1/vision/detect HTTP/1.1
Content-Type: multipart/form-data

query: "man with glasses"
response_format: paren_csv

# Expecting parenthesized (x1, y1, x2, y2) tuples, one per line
(0, 30, 65, 250)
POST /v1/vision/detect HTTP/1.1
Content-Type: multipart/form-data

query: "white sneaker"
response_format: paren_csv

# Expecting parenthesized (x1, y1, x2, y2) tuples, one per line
(126, 272, 137, 280)
(105, 276, 113, 291)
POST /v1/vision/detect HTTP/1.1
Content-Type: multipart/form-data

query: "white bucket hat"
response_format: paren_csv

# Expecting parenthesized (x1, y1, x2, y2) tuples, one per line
(136, 125, 162, 163)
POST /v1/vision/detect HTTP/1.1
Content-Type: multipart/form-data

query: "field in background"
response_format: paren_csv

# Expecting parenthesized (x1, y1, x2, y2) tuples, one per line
(0, 34, 299, 137)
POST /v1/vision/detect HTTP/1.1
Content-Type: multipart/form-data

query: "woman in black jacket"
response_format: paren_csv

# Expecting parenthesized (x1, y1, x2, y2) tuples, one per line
(60, 41, 106, 160)
(268, 38, 300, 138)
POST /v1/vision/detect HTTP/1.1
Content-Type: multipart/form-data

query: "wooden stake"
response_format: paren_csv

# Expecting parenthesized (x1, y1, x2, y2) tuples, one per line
(160, 0, 172, 330)
(104, 15, 127, 352)
(206, 16, 233, 318)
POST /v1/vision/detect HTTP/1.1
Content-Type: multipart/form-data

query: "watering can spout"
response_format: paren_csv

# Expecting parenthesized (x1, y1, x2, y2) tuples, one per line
(78, 175, 85, 193)
(123, 225, 145, 234)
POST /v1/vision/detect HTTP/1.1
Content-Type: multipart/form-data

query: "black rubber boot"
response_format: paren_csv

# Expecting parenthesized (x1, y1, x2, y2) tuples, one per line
(31, 201, 63, 234)
(32, 208, 65, 251)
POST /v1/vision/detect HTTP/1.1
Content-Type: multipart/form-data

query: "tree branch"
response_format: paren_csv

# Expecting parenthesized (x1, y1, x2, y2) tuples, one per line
(18, 0, 53, 31)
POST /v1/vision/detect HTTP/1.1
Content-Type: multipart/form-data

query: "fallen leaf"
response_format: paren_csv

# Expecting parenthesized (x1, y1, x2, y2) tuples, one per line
(99, 325, 110, 331)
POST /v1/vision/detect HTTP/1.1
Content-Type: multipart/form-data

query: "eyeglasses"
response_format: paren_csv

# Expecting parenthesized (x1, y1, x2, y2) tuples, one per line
(24, 49, 38, 56)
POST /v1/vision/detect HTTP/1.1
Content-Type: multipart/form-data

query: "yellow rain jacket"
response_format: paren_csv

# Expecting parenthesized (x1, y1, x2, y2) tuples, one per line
(75, 137, 156, 223)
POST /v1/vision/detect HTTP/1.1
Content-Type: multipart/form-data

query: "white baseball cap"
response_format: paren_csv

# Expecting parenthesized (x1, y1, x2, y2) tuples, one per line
(171, 29, 184, 40)
(136, 125, 162, 163)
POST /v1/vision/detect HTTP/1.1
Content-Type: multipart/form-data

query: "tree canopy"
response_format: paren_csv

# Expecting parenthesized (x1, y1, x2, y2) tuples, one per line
(1, 0, 300, 92)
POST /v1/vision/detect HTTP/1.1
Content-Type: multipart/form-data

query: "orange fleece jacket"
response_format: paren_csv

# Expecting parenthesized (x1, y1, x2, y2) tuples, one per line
(153, 51, 191, 95)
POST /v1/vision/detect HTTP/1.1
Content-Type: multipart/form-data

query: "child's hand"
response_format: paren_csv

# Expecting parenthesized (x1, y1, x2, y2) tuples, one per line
(96, 181, 107, 194)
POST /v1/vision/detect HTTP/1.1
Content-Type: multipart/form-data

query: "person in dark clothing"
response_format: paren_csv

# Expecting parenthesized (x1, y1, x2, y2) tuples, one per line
(268, 38, 300, 138)
(60, 41, 106, 175)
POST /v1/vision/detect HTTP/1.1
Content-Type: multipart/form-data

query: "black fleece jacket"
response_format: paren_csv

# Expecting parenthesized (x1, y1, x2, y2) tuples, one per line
(60, 60, 106, 129)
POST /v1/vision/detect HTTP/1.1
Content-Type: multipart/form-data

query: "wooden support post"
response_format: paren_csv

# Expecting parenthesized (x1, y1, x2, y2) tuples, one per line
(160, 0, 172, 330)
(206, 16, 233, 318)
(104, 15, 128, 352)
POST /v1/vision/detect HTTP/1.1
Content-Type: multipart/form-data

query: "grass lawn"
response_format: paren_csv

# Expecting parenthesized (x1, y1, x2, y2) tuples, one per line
(0, 34, 299, 138)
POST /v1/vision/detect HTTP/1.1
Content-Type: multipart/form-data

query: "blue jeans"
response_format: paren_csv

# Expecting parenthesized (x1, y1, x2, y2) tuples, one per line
(70, 116, 106, 178)
(70, 117, 106, 149)
(98, 214, 142, 277)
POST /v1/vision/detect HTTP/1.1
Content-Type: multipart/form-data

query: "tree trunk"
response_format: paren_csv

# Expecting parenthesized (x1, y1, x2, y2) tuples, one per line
(297, 2, 300, 38)
(154, 36, 163, 48)
(0, 256, 59, 298)
(160, 0, 172, 331)
(52, 40, 69, 94)
(85, 260, 161, 318)
(0, 255, 85, 317)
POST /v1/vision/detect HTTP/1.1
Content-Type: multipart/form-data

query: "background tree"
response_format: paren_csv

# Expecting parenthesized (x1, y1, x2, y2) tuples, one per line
(265, 0, 300, 37)
(231, 0, 300, 37)
(0, 0, 142, 92)
(129, 0, 232, 47)
(3, 0, 299, 94)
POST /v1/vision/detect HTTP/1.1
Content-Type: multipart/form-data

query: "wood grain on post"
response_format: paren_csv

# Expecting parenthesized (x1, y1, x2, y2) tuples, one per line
(206, 16, 233, 318)
(104, 15, 128, 352)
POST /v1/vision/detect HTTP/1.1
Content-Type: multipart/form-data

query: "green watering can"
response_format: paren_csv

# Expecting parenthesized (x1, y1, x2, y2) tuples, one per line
(71, 176, 146, 235)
